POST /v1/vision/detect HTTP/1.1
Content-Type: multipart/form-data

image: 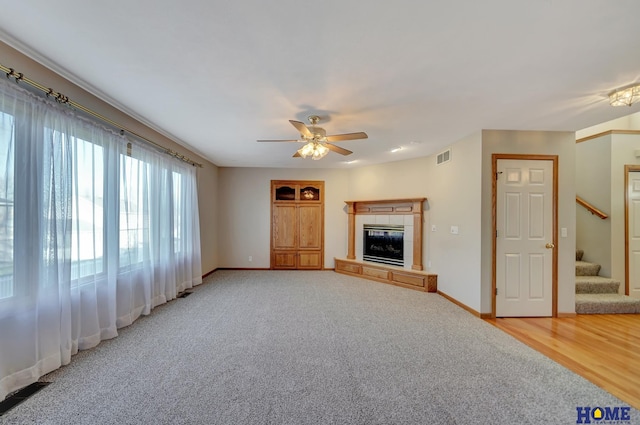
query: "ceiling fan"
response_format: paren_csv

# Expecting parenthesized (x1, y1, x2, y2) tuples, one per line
(257, 115, 368, 160)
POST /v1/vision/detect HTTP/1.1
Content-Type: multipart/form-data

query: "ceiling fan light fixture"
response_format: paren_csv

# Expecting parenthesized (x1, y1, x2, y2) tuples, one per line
(297, 141, 329, 160)
(609, 83, 640, 107)
(259, 116, 366, 159)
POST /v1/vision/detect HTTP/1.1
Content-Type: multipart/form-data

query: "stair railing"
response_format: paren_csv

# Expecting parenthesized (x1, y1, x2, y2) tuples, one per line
(576, 196, 608, 219)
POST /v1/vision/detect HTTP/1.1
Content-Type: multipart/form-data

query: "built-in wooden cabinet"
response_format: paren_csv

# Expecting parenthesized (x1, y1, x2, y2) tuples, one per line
(271, 180, 324, 269)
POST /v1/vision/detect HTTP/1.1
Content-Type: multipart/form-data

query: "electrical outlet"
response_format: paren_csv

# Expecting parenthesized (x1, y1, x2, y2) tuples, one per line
(431, 225, 437, 232)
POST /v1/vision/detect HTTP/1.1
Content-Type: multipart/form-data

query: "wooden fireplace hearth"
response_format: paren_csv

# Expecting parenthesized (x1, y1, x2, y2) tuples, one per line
(335, 198, 437, 293)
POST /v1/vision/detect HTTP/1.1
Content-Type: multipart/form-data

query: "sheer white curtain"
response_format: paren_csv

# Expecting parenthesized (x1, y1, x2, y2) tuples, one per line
(0, 78, 202, 400)
(115, 141, 202, 327)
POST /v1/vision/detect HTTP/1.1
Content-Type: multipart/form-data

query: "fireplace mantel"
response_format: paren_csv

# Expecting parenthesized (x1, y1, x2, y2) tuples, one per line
(344, 198, 426, 271)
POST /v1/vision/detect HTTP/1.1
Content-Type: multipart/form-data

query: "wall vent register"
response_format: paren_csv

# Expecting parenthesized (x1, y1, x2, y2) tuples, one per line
(436, 149, 451, 165)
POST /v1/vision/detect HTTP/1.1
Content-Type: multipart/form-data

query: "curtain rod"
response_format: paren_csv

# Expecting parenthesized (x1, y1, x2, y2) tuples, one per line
(1, 63, 203, 167)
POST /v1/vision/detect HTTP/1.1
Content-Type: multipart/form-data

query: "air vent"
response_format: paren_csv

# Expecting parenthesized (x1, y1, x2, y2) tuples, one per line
(436, 149, 451, 165)
(0, 382, 50, 416)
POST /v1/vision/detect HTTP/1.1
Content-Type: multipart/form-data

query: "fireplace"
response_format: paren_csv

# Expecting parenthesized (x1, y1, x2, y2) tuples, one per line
(363, 224, 404, 267)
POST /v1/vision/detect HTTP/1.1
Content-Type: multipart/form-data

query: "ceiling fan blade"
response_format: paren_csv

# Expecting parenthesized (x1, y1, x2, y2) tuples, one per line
(325, 143, 353, 156)
(293, 151, 302, 158)
(289, 120, 313, 138)
(257, 139, 300, 143)
(325, 132, 368, 142)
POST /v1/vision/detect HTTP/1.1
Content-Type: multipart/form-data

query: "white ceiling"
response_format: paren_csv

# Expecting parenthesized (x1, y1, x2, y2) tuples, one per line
(1, 1, 639, 168)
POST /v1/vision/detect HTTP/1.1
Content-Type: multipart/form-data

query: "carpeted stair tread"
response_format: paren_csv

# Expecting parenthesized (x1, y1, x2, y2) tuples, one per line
(576, 249, 584, 261)
(575, 261, 601, 276)
(575, 293, 640, 314)
(575, 275, 620, 294)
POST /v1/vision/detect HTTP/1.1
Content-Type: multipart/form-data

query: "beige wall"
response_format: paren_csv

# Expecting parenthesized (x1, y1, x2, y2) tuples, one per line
(481, 130, 577, 315)
(576, 135, 612, 276)
(217, 167, 349, 268)
(0, 41, 220, 274)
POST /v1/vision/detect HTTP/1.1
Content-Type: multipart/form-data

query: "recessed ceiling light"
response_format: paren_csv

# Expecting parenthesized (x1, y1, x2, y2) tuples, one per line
(344, 160, 357, 164)
(391, 146, 402, 153)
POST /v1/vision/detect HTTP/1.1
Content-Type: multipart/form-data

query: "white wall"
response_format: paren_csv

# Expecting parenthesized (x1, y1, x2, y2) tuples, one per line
(481, 130, 577, 315)
(347, 133, 483, 312)
(197, 165, 220, 274)
(217, 167, 349, 268)
(426, 133, 483, 311)
(576, 135, 612, 276)
(610, 134, 640, 288)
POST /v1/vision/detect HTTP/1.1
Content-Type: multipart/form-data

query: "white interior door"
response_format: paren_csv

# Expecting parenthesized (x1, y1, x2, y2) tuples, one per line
(627, 171, 640, 298)
(496, 159, 554, 317)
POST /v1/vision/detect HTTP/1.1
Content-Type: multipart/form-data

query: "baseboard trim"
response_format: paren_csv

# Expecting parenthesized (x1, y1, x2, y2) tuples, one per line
(211, 268, 335, 272)
(557, 312, 577, 318)
(437, 290, 490, 318)
(216, 267, 271, 271)
(202, 269, 218, 279)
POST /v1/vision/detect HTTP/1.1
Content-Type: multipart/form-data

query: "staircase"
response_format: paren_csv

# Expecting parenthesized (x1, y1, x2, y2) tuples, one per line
(575, 249, 640, 314)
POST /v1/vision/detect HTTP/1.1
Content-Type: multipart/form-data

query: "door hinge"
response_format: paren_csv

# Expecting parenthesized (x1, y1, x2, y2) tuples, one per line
(495, 287, 498, 296)
(495, 171, 503, 180)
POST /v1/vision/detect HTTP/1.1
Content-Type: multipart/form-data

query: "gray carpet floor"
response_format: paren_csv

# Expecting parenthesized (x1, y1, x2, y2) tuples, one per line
(1, 270, 637, 425)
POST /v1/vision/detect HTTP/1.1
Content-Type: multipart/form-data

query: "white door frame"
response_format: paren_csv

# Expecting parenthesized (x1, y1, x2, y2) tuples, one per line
(624, 165, 640, 296)
(492, 154, 558, 318)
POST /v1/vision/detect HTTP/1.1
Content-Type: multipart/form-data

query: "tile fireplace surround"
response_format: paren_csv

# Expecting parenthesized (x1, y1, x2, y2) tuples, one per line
(335, 198, 437, 293)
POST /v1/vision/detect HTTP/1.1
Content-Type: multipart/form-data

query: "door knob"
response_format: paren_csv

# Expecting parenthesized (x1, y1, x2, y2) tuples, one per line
(545, 243, 555, 249)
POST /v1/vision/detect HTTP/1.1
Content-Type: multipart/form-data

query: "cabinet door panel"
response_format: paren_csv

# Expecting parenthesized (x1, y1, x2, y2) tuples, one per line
(273, 251, 297, 269)
(273, 205, 297, 249)
(298, 251, 322, 269)
(298, 205, 322, 249)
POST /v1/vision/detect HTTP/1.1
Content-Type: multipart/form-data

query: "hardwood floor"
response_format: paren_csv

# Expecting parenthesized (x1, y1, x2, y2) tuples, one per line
(486, 315, 640, 410)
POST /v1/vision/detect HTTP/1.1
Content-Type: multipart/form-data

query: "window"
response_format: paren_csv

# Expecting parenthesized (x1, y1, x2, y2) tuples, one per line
(71, 137, 105, 280)
(119, 154, 149, 268)
(172, 171, 182, 254)
(0, 111, 14, 299)
(0, 78, 202, 402)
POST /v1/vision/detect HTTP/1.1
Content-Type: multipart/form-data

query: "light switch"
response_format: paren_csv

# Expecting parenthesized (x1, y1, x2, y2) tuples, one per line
(561, 227, 567, 238)
(450, 226, 459, 235)
(432, 225, 437, 232)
